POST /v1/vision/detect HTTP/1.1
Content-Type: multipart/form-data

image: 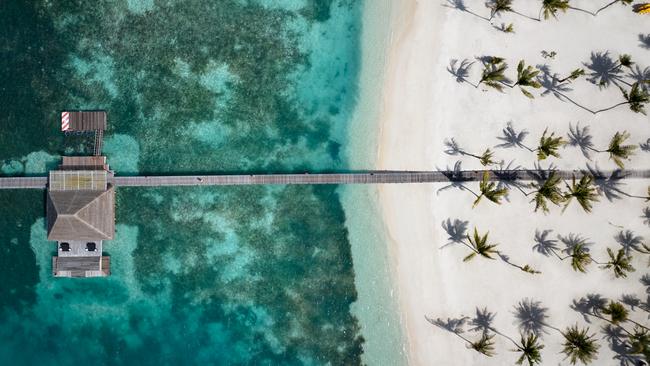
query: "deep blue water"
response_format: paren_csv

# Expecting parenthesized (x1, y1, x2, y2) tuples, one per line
(0, 0, 366, 364)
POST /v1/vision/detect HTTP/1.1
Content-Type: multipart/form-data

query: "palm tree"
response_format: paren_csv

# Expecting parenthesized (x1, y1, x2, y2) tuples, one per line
(605, 131, 637, 169)
(469, 332, 496, 356)
(539, 0, 570, 20)
(595, 0, 633, 15)
(472, 171, 508, 208)
(601, 301, 630, 325)
(479, 148, 497, 166)
(587, 131, 638, 169)
(511, 60, 542, 98)
(568, 243, 592, 273)
(595, 83, 650, 115)
(628, 327, 650, 361)
(563, 175, 599, 213)
(530, 171, 566, 213)
(478, 57, 509, 91)
(612, 54, 634, 72)
(537, 129, 565, 160)
(463, 227, 499, 261)
(561, 324, 600, 365)
(602, 248, 636, 278)
(558, 68, 586, 83)
(623, 83, 650, 115)
(513, 333, 544, 366)
(487, 0, 513, 20)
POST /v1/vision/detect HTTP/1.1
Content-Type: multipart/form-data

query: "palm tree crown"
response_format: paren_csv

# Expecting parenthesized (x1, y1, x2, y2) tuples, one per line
(603, 247, 635, 278)
(473, 171, 508, 208)
(480, 148, 497, 166)
(515, 60, 542, 98)
(628, 327, 650, 360)
(537, 129, 565, 160)
(622, 82, 650, 115)
(468, 332, 496, 356)
(540, 0, 570, 20)
(601, 301, 629, 325)
(514, 333, 544, 366)
(564, 175, 599, 213)
(531, 171, 565, 213)
(479, 57, 508, 91)
(561, 325, 600, 365)
(568, 243, 592, 273)
(488, 0, 514, 19)
(464, 228, 499, 261)
(606, 131, 637, 169)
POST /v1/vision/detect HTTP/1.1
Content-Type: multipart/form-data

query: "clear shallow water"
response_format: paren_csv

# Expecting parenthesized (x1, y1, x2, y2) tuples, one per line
(0, 0, 380, 364)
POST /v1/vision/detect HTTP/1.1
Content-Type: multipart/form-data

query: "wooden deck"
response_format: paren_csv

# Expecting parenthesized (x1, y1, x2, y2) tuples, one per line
(52, 255, 110, 278)
(1, 169, 650, 190)
(67, 111, 107, 131)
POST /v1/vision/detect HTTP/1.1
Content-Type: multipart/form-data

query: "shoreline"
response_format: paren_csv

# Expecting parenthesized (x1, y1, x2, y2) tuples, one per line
(342, 0, 408, 364)
(375, 1, 446, 364)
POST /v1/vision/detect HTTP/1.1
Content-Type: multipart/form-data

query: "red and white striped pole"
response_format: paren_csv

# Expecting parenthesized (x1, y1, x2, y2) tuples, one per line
(61, 111, 70, 131)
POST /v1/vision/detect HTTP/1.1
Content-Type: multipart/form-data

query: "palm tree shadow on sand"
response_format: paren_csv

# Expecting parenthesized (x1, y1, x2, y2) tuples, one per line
(436, 160, 476, 196)
(614, 230, 646, 255)
(447, 59, 478, 87)
(440, 217, 470, 249)
(601, 324, 645, 366)
(513, 298, 551, 336)
(584, 164, 628, 202)
(442, 0, 490, 21)
(425, 315, 470, 334)
(494, 122, 531, 151)
(583, 51, 628, 89)
(536, 64, 595, 114)
(639, 34, 650, 50)
(567, 123, 595, 159)
(532, 229, 560, 257)
(571, 294, 608, 323)
(469, 307, 496, 334)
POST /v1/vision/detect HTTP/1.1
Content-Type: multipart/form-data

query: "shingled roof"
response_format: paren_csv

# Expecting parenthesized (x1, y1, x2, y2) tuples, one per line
(46, 186, 115, 241)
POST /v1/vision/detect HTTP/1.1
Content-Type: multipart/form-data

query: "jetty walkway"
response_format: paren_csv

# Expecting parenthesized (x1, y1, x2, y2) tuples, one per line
(1, 169, 649, 190)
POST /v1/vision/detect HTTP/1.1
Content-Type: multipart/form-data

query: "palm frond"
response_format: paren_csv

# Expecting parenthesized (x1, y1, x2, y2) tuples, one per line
(514, 333, 544, 366)
(606, 131, 637, 169)
(532, 171, 565, 213)
(564, 175, 599, 213)
(541, 0, 570, 20)
(569, 243, 592, 273)
(537, 128, 565, 160)
(561, 325, 600, 365)
(468, 332, 496, 356)
(603, 247, 635, 278)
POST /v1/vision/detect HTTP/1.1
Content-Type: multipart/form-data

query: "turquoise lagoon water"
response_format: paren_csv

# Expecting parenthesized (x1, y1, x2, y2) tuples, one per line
(0, 0, 403, 365)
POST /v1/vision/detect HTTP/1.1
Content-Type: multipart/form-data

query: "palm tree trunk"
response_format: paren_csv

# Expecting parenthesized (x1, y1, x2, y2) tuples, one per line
(490, 327, 521, 349)
(595, 0, 619, 15)
(582, 311, 635, 336)
(627, 319, 650, 331)
(568, 6, 596, 16)
(465, 9, 491, 22)
(552, 90, 597, 114)
(593, 102, 629, 114)
(512, 9, 540, 22)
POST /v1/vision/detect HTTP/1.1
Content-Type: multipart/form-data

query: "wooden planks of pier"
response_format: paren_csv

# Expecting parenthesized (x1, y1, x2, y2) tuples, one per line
(113, 169, 650, 187)
(2, 169, 650, 190)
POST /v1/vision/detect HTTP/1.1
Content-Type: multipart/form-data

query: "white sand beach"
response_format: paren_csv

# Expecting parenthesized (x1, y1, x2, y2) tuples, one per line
(376, 1, 650, 364)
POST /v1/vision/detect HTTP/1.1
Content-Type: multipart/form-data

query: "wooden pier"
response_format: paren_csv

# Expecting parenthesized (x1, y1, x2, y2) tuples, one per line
(1, 169, 649, 190)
